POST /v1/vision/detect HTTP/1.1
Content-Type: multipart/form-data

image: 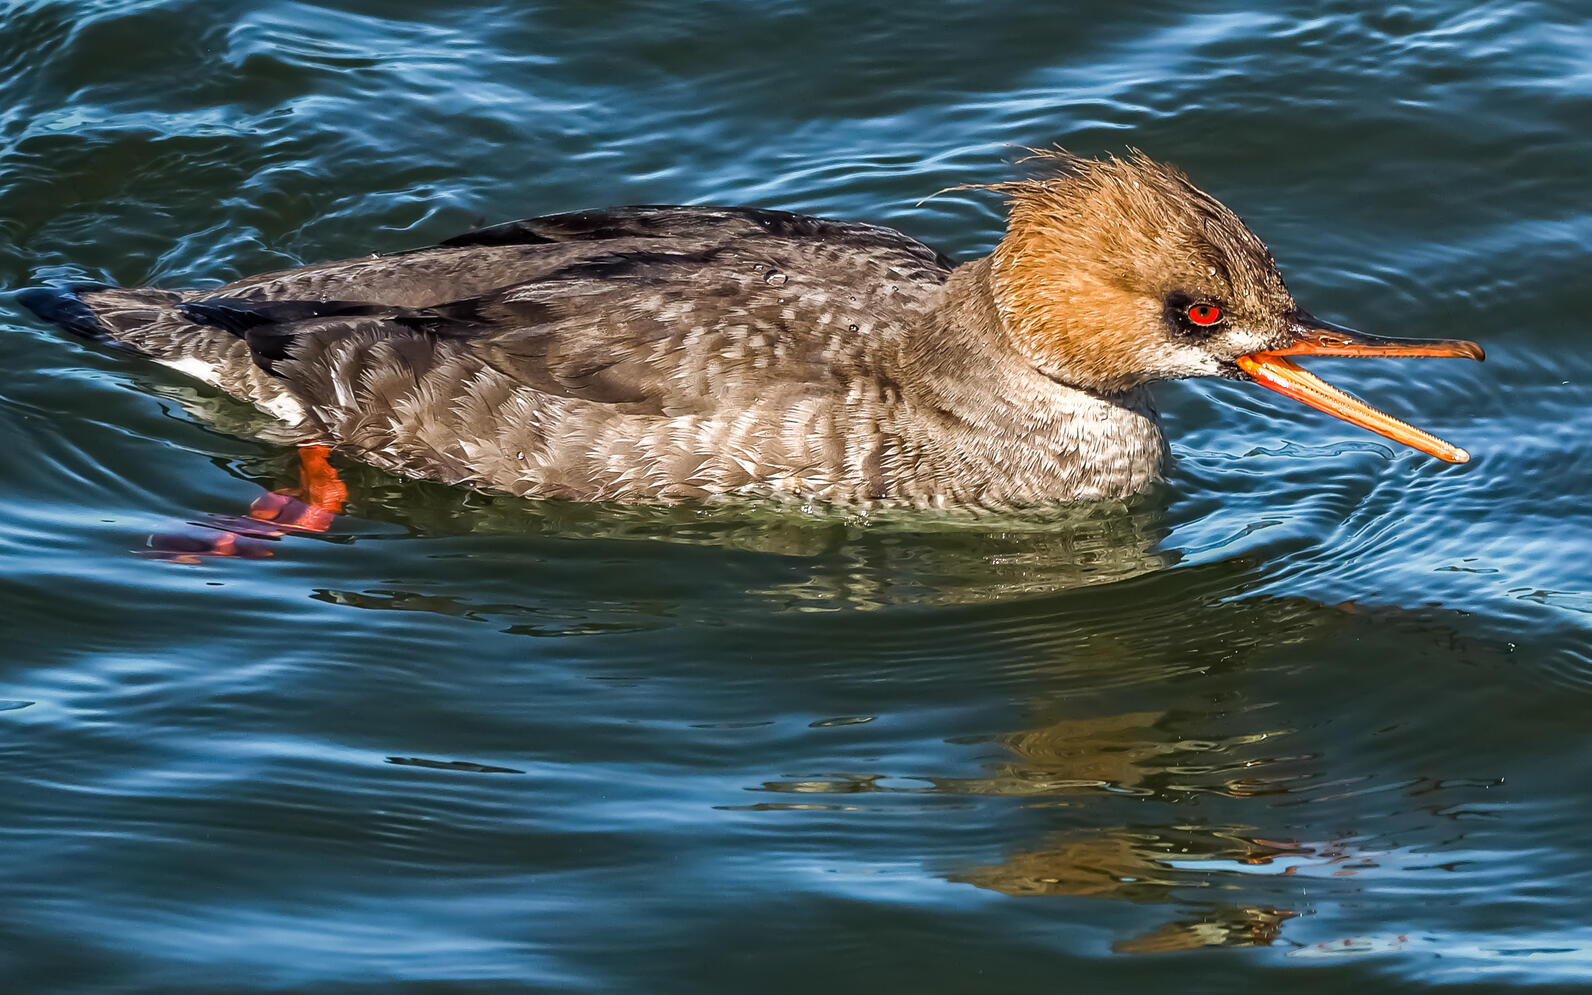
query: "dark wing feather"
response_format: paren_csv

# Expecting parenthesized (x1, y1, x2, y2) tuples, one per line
(441, 205, 958, 270)
(177, 298, 430, 376)
(183, 206, 955, 417)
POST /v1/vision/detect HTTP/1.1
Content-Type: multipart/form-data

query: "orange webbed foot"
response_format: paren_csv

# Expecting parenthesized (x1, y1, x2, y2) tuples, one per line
(145, 445, 347, 561)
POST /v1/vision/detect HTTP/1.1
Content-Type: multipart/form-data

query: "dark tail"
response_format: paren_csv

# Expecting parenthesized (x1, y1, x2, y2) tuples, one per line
(16, 284, 298, 411)
(15, 283, 192, 357)
(15, 284, 115, 339)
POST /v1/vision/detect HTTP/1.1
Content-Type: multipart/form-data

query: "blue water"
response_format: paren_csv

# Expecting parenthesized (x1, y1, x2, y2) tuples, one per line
(2, 1, 1590, 990)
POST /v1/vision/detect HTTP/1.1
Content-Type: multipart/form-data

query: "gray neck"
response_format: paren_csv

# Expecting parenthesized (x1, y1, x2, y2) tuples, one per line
(896, 257, 1168, 503)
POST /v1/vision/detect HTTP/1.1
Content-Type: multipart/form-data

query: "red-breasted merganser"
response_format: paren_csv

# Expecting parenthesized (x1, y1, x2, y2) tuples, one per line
(20, 150, 1482, 513)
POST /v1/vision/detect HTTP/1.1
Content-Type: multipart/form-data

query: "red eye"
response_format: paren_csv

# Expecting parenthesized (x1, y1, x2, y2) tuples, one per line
(1186, 303, 1222, 326)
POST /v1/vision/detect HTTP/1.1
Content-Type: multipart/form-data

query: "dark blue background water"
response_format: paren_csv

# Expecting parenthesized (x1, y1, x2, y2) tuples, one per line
(2, 1, 1589, 990)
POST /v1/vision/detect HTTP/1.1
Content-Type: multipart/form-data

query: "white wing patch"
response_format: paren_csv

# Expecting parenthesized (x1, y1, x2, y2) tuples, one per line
(157, 355, 224, 388)
(259, 393, 308, 424)
(156, 355, 308, 425)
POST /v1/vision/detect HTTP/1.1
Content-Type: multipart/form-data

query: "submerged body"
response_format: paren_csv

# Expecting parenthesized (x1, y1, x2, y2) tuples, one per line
(19, 152, 1478, 508)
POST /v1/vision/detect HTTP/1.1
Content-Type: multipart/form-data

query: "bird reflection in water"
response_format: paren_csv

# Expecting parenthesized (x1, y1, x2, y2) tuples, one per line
(755, 666, 1461, 956)
(950, 824, 1306, 953)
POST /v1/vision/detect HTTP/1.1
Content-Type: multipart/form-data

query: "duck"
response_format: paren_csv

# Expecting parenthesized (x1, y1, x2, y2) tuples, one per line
(19, 150, 1482, 512)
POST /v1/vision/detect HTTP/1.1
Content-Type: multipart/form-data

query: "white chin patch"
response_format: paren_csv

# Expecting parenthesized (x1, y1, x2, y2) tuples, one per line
(1157, 346, 1223, 380)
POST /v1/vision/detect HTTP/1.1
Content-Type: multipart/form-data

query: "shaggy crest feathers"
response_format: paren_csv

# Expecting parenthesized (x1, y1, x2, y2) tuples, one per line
(987, 148, 1296, 393)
